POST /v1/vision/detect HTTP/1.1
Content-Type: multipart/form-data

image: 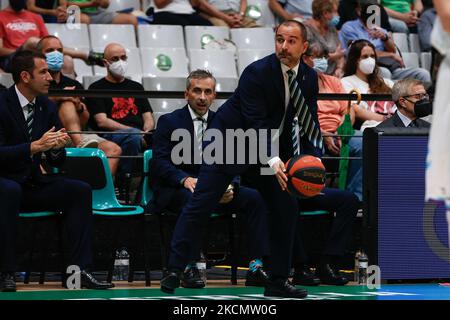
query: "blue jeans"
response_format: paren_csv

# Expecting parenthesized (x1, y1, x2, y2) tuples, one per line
(102, 128, 142, 175)
(346, 133, 363, 201)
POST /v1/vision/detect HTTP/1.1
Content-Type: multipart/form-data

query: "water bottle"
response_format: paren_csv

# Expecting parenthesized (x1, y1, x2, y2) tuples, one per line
(197, 253, 207, 285)
(358, 250, 368, 285)
(354, 249, 361, 282)
(113, 247, 130, 281)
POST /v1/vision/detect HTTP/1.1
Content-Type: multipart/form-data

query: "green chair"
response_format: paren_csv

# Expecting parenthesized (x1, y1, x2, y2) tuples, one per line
(62, 148, 150, 286)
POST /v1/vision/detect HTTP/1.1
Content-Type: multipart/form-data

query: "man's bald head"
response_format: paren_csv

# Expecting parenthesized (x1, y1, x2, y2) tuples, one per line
(103, 43, 126, 61)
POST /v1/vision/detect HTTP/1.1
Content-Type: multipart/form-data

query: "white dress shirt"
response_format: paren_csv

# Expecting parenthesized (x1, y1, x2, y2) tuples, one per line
(15, 85, 36, 119)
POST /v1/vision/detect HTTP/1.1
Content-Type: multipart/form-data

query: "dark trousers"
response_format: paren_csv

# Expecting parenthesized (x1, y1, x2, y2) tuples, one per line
(167, 186, 270, 263)
(152, 12, 212, 26)
(292, 187, 359, 266)
(0, 177, 93, 272)
(168, 165, 299, 279)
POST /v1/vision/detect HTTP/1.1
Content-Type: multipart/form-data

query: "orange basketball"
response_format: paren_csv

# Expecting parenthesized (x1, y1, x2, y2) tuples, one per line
(285, 155, 326, 198)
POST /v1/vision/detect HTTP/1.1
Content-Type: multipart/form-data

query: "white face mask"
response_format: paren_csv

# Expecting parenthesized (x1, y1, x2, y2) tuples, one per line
(108, 59, 128, 77)
(358, 57, 376, 75)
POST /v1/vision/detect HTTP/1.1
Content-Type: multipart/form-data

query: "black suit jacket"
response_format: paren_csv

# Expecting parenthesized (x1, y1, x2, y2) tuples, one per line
(0, 86, 66, 185)
(377, 111, 431, 129)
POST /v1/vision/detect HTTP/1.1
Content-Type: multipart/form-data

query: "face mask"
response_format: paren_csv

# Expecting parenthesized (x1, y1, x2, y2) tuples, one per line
(414, 98, 433, 117)
(45, 50, 64, 71)
(313, 57, 328, 73)
(9, 0, 26, 11)
(108, 59, 128, 78)
(359, 57, 376, 75)
(329, 15, 340, 27)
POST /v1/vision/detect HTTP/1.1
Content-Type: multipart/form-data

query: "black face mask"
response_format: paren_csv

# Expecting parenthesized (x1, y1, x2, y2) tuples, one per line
(9, 0, 27, 12)
(414, 98, 433, 118)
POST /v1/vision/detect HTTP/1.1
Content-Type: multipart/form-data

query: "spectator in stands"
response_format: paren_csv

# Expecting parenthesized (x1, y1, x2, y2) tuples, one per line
(380, 0, 423, 34)
(37, 35, 122, 176)
(304, 0, 345, 77)
(149, 69, 270, 289)
(147, 0, 212, 26)
(337, 0, 392, 31)
(87, 43, 154, 180)
(377, 78, 431, 128)
(303, 40, 363, 201)
(339, 2, 431, 84)
(341, 39, 395, 130)
(198, 0, 259, 28)
(0, 50, 114, 292)
(417, 0, 436, 52)
(65, 0, 138, 25)
(26, 0, 69, 23)
(269, 0, 313, 22)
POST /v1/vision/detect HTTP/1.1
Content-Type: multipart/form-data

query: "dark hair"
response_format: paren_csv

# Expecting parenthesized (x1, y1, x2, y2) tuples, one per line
(36, 35, 62, 52)
(186, 69, 216, 90)
(11, 50, 46, 83)
(275, 20, 308, 42)
(344, 39, 391, 94)
(312, 0, 339, 20)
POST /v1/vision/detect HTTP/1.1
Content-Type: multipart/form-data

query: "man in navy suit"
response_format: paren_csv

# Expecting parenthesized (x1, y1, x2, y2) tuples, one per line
(0, 50, 113, 292)
(150, 70, 270, 289)
(161, 20, 323, 298)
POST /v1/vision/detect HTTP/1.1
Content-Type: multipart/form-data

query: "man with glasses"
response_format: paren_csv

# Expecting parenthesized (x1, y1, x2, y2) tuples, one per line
(377, 78, 431, 128)
(86, 43, 155, 185)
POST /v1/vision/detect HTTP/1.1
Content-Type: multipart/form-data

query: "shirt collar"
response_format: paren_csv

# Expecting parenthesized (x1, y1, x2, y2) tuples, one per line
(188, 104, 208, 122)
(281, 61, 300, 77)
(397, 110, 414, 127)
(15, 85, 36, 109)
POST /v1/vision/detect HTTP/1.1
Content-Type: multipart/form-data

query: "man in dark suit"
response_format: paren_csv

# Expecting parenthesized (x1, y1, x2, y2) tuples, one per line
(0, 50, 114, 292)
(150, 70, 270, 289)
(378, 78, 432, 128)
(161, 20, 322, 298)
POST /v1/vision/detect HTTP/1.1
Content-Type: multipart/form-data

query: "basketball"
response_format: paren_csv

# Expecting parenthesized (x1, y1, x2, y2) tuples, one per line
(285, 155, 326, 198)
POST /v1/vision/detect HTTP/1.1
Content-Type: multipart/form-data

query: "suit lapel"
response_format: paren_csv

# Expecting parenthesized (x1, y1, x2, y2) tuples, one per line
(393, 112, 407, 127)
(270, 54, 286, 111)
(6, 87, 29, 141)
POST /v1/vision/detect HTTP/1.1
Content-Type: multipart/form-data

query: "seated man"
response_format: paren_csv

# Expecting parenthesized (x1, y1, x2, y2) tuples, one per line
(0, 50, 114, 292)
(27, 0, 91, 23)
(65, 0, 138, 25)
(339, 2, 431, 84)
(37, 35, 122, 176)
(87, 43, 154, 179)
(377, 78, 431, 128)
(381, 0, 423, 33)
(269, 0, 313, 22)
(147, 0, 212, 26)
(148, 69, 270, 288)
(198, 0, 259, 28)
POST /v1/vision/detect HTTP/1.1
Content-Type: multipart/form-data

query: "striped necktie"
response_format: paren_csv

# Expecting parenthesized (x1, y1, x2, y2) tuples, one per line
(287, 69, 323, 154)
(194, 117, 206, 158)
(26, 102, 35, 140)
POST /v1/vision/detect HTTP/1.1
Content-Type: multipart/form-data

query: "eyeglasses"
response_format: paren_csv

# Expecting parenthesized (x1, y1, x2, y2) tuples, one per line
(403, 93, 429, 101)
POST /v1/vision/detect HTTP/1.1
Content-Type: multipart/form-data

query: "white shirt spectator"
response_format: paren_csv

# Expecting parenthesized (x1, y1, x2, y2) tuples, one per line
(151, 0, 195, 14)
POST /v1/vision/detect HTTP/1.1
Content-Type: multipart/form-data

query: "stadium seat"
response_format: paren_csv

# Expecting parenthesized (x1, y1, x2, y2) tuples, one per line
(142, 77, 186, 92)
(402, 52, 420, 69)
(46, 23, 90, 50)
(148, 99, 186, 127)
(393, 32, 409, 53)
(210, 99, 227, 112)
(138, 25, 185, 49)
(82, 75, 103, 89)
(92, 47, 142, 83)
(0, 73, 13, 88)
(230, 27, 275, 50)
(1, 0, 8, 9)
(408, 33, 421, 54)
(185, 26, 230, 50)
(89, 24, 137, 49)
(105, 0, 141, 12)
(140, 48, 189, 78)
(62, 148, 150, 285)
(237, 49, 274, 75)
(420, 52, 432, 72)
(188, 49, 238, 92)
(71, 47, 94, 83)
(246, 0, 276, 27)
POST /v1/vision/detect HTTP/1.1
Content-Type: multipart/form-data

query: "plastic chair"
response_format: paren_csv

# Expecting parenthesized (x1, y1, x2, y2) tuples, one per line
(106, 0, 141, 12)
(89, 24, 137, 49)
(46, 23, 90, 50)
(393, 32, 409, 53)
(92, 47, 142, 83)
(138, 25, 185, 49)
(409, 33, 421, 54)
(185, 26, 230, 50)
(62, 148, 150, 285)
(237, 49, 274, 75)
(140, 47, 189, 78)
(420, 52, 432, 72)
(230, 27, 275, 50)
(71, 47, 94, 83)
(402, 52, 420, 69)
(0, 73, 13, 88)
(246, 0, 276, 27)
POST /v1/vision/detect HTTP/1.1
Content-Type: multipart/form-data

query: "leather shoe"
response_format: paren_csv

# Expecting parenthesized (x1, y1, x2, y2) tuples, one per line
(180, 267, 205, 289)
(160, 271, 181, 294)
(245, 266, 269, 287)
(80, 270, 115, 289)
(0, 272, 16, 292)
(264, 278, 308, 298)
(292, 266, 321, 286)
(316, 264, 349, 286)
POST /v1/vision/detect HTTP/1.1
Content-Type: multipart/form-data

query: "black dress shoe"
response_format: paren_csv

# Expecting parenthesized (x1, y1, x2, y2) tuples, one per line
(316, 264, 349, 286)
(292, 267, 321, 286)
(245, 266, 269, 287)
(180, 267, 205, 289)
(160, 271, 181, 294)
(264, 278, 308, 298)
(80, 270, 115, 290)
(0, 273, 16, 292)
